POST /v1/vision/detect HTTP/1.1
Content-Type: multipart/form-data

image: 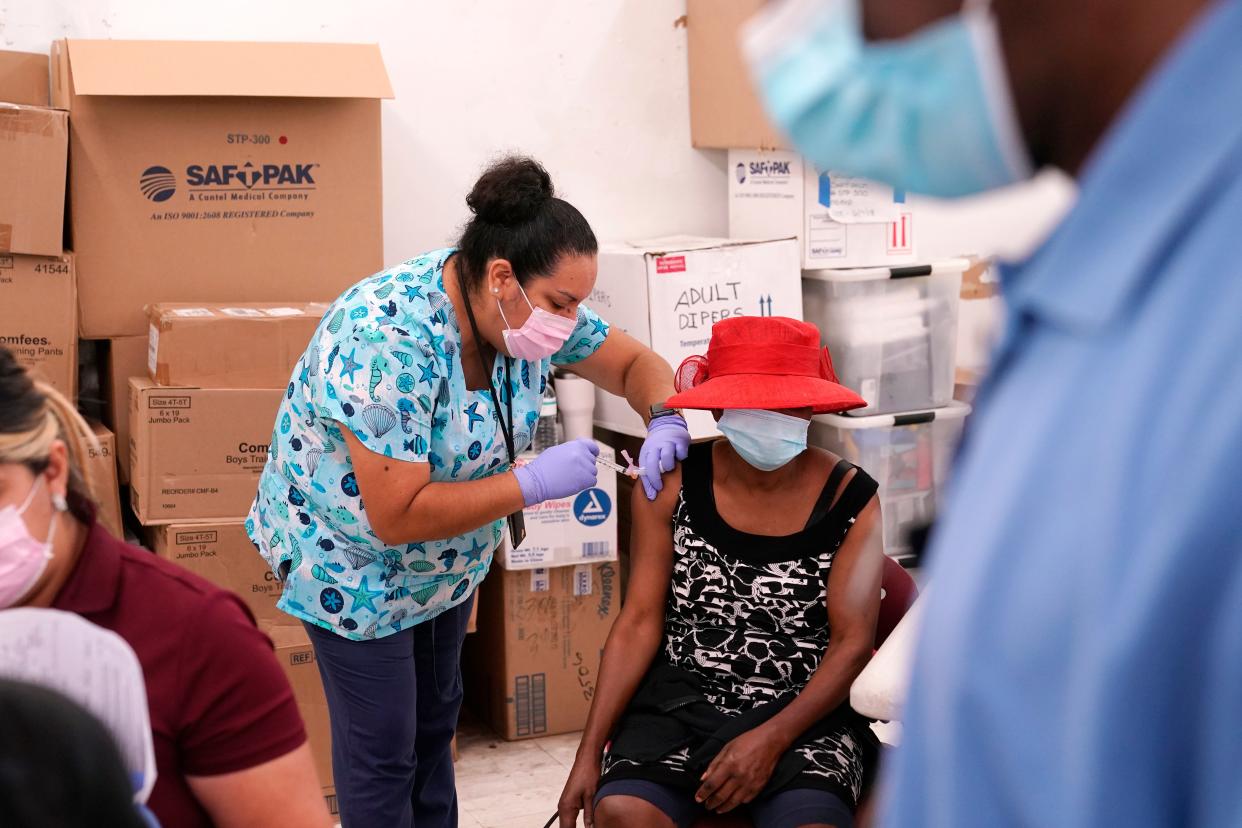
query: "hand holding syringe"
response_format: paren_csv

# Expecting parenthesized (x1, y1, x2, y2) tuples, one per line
(596, 448, 645, 480)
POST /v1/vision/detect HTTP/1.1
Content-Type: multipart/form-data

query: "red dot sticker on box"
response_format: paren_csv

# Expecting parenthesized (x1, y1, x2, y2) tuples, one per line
(656, 255, 686, 274)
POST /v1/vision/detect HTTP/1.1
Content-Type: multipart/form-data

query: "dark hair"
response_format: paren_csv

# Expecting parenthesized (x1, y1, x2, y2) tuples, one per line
(0, 679, 147, 827)
(0, 347, 96, 524)
(456, 155, 598, 292)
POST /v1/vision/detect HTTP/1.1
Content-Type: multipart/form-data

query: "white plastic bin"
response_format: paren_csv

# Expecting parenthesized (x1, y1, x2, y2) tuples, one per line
(810, 402, 970, 561)
(802, 259, 967, 416)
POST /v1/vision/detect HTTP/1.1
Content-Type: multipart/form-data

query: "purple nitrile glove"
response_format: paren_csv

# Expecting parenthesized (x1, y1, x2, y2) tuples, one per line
(513, 438, 600, 507)
(638, 415, 691, 500)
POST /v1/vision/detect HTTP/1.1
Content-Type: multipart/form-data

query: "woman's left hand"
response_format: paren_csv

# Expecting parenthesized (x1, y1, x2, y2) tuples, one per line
(695, 725, 786, 813)
(637, 415, 691, 500)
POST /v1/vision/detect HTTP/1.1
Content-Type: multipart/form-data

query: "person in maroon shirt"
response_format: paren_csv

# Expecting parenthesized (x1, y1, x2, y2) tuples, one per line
(0, 349, 331, 827)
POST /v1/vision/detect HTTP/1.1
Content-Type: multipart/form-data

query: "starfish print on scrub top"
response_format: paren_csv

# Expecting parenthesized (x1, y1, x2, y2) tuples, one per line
(246, 248, 611, 641)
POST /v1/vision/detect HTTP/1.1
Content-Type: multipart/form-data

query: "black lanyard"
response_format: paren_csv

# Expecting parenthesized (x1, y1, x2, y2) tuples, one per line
(457, 266, 526, 548)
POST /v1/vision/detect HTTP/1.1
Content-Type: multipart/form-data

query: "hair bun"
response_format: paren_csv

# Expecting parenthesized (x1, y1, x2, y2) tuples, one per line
(466, 156, 554, 226)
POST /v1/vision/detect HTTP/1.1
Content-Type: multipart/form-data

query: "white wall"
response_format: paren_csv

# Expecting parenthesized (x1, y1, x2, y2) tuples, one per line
(7, 0, 1074, 266)
(7, 0, 729, 265)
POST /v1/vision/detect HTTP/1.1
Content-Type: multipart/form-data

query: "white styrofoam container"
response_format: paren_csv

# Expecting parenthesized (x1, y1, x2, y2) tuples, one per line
(728, 149, 917, 269)
(496, 446, 619, 571)
(590, 235, 803, 440)
(810, 403, 970, 561)
(803, 259, 967, 416)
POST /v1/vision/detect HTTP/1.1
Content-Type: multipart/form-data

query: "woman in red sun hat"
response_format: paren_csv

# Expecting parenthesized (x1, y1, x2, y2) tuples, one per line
(557, 316, 886, 828)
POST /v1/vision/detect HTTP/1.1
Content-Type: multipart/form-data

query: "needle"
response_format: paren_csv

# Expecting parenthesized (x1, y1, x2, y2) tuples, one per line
(596, 449, 644, 479)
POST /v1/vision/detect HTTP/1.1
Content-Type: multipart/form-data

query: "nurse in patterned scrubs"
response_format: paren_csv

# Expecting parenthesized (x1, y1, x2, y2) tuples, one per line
(248, 156, 689, 828)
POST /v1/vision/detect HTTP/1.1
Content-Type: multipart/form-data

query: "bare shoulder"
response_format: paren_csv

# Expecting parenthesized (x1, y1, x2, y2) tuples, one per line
(631, 463, 682, 521)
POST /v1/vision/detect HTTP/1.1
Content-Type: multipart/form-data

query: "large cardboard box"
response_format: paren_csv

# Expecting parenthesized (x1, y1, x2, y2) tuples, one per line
(466, 562, 620, 740)
(104, 335, 148, 485)
(85, 420, 123, 539)
(685, 0, 785, 150)
(129, 378, 280, 524)
(729, 150, 917, 269)
(0, 49, 51, 107)
(262, 623, 337, 818)
(497, 447, 619, 570)
(0, 252, 76, 399)
(150, 521, 283, 624)
(590, 236, 802, 439)
(0, 102, 67, 257)
(147, 302, 327, 388)
(51, 39, 392, 337)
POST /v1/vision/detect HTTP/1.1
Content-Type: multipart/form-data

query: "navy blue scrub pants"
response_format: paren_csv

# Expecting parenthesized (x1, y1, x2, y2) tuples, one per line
(305, 595, 474, 828)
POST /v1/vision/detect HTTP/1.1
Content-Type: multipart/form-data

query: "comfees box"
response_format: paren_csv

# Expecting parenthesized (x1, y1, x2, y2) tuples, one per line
(51, 39, 393, 337)
(147, 302, 327, 388)
(465, 562, 620, 740)
(497, 446, 619, 571)
(590, 236, 802, 439)
(0, 252, 76, 399)
(129, 378, 281, 524)
(729, 150, 917, 270)
(149, 521, 283, 624)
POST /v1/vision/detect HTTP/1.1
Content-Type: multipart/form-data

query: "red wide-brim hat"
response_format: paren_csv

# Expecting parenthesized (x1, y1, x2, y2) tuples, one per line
(665, 316, 866, 415)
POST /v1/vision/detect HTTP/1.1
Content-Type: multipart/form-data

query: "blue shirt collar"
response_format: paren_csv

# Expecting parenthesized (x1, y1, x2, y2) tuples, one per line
(1002, 0, 1242, 333)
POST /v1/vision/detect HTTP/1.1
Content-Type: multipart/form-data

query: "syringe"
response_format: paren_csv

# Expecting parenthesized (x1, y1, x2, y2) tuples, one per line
(595, 449, 645, 480)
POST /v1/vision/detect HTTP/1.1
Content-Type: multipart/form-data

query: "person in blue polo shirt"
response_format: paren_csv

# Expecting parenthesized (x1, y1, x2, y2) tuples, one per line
(747, 0, 1242, 825)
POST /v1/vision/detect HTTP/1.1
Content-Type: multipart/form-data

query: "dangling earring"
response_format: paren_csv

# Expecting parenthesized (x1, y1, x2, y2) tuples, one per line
(52, 493, 67, 512)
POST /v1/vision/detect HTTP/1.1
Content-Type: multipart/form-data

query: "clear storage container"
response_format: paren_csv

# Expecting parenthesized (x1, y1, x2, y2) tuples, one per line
(802, 259, 967, 416)
(810, 402, 970, 561)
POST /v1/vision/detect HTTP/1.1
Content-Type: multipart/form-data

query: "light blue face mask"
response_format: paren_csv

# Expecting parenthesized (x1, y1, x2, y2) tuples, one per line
(718, 409, 810, 472)
(744, 0, 1032, 198)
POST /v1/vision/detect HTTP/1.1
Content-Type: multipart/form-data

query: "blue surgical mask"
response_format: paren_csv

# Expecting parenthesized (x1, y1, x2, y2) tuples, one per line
(744, 0, 1031, 198)
(718, 409, 809, 472)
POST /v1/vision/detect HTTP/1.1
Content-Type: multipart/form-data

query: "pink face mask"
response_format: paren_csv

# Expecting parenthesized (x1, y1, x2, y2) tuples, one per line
(498, 282, 578, 362)
(0, 476, 61, 608)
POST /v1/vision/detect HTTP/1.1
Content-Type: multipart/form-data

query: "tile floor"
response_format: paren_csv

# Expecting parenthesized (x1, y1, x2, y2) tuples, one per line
(455, 718, 584, 828)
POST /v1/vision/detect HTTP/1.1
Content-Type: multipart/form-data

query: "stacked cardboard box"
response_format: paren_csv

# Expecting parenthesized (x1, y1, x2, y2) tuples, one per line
(129, 302, 326, 524)
(591, 237, 803, 440)
(465, 562, 620, 740)
(464, 439, 622, 740)
(0, 49, 75, 400)
(50, 36, 391, 539)
(133, 300, 331, 784)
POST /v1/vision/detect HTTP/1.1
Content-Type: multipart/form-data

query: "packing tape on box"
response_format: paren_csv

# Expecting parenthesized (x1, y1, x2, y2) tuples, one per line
(0, 104, 62, 138)
(0, 225, 11, 252)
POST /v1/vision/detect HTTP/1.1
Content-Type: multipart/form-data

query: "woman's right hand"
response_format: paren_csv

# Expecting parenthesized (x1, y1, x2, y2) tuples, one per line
(514, 438, 600, 506)
(558, 752, 602, 828)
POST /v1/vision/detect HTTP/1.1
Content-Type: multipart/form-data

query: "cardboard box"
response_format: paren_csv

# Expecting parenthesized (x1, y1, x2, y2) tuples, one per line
(497, 446, 619, 570)
(51, 39, 393, 337)
(85, 420, 123, 539)
(129, 378, 281, 524)
(465, 562, 620, 740)
(262, 623, 337, 818)
(590, 236, 802, 439)
(149, 521, 283, 624)
(104, 335, 148, 485)
(0, 252, 76, 399)
(0, 49, 51, 107)
(0, 103, 67, 257)
(685, 0, 785, 150)
(728, 150, 917, 269)
(147, 302, 327, 388)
